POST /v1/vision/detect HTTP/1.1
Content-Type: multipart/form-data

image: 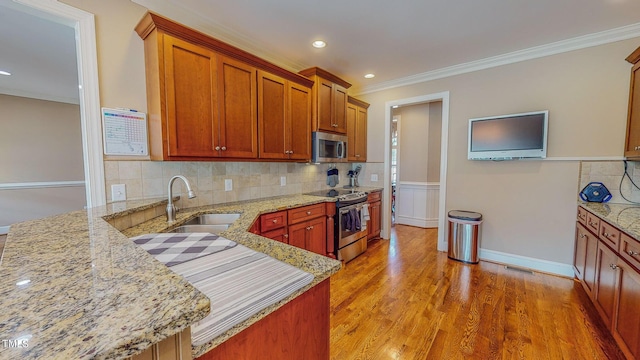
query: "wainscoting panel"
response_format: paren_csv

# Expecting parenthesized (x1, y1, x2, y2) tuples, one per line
(396, 182, 439, 228)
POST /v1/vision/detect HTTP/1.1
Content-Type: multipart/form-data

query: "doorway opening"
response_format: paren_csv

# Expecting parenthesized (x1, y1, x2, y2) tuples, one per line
(383, 92, 449, 252)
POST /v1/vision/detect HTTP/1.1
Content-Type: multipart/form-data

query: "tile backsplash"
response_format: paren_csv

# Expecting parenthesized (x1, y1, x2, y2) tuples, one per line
(579, 160, 640, 204)
(104, 161, 385, 208)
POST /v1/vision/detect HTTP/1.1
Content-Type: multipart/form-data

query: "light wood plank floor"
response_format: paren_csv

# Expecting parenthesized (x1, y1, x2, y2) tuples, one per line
(330, 225, 624, 360)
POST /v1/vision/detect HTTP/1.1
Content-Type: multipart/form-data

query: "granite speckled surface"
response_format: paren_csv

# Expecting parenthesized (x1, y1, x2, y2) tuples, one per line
(0, 198, 210, 360)
(122, 194, 344, 358)
(579, 202, 640, 240)
(0, 191, 350, 360)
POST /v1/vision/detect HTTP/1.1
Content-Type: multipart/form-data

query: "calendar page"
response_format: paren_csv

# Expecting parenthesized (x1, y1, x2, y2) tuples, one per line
(102, 107, 149, 156)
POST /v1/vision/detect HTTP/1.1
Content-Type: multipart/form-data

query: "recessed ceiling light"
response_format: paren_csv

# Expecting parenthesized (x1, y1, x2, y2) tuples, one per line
(312, 40, 326, 48)
(364, 73, 375, 79)
(0, 70, 11, 76)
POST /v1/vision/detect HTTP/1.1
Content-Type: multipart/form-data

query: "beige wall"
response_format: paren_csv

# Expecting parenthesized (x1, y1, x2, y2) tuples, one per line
(428, 102, 442, 183)
(394, 103, 430, 182)
(360, 38, 638, 264)
(0, 95, 85, 226)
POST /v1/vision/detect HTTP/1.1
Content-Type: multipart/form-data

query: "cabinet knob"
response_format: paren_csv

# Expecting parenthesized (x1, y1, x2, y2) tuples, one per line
(306, 211, 311, 215)
(306, 225, 314, 230)
(285, 150, 289, 154)
(356, 154, 360, 157)
(272, 219, 278, 223)
(290, 150, 293, 154)
(221, 146, 227, 151)
(284, 234, 288, 238)
(628, 250, 639, 256)
(579, 234, 586, 238)
(603, 232, 609, 237)
(215, 146, 221, 151)
(610, 264, 618, 270)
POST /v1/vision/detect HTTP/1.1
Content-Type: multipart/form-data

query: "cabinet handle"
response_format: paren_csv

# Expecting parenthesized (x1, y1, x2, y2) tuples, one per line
(221, 146, 227, 151)
(579, 234, 586, 238)
(610, 264, 618, 270)
(356, 154, 360, 157)
(283, 234, 288, 238)
(272, 219, 278, 223)
(215, 146, 221, 151)
(628, 250, 639, 256)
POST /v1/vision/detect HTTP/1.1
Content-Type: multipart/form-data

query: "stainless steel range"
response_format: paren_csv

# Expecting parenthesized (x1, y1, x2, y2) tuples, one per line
(306, 189, 369, 262)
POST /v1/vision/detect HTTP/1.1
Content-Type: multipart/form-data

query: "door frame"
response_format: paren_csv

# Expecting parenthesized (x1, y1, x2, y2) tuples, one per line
(16, 0, 105, 208)
(383, 91, 449, 251)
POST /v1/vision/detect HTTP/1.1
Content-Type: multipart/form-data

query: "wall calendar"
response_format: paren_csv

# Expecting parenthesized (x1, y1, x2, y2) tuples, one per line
(101, 107, 149, 156)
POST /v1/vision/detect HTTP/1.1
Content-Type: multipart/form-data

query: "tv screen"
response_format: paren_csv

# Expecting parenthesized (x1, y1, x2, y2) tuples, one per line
(468, 110, 548, 160)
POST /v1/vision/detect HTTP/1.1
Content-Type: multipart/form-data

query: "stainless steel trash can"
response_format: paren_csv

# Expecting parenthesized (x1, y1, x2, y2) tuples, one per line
(447, 210, 483, 264)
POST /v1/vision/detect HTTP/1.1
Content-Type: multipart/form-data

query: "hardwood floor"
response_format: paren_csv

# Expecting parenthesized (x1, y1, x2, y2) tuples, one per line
(330, 225, 625, 360)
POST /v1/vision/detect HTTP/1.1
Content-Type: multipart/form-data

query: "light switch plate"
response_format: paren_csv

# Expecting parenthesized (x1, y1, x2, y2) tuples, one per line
(371, 174, 379, 182)
(280, 176, 286, 186)
(224, 179, 232, 191)
(111, 184, 126, 201)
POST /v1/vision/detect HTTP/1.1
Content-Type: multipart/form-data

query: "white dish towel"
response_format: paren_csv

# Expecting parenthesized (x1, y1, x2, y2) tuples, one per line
(361, 203, 370, 230)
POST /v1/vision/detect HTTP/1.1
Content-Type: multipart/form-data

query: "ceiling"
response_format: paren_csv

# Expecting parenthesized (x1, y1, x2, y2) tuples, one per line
(0, 1, 78, 104)
(2, 0, 640, 103)
(134, 0, 640, 93)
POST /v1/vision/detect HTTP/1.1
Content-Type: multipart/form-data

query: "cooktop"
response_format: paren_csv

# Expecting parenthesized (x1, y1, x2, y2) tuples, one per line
(306, 188, 363, 198)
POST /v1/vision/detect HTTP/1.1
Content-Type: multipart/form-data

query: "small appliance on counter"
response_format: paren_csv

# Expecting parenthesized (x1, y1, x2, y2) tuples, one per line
(579, 182, 612, 203)
(345, 165, 362, 188)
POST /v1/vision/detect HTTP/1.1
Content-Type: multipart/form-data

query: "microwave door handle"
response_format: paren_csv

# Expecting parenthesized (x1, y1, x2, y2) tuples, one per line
(338, 141, 345, 158)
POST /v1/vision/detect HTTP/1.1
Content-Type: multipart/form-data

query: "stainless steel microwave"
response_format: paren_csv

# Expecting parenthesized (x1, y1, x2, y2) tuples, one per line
(312, 132, 347, 163)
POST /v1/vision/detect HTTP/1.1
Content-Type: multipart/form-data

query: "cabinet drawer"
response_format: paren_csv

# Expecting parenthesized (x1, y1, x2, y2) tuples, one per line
(260, 211, 287, 233)
(262, 227, 289, 244)
(620, 232, 640, 271)
(599, 221, 620, 251)
(577, 207, 588, 225)
(367, 191, 381, 203)
(288, 203, 326, 224)
(586, 212, 601, 234)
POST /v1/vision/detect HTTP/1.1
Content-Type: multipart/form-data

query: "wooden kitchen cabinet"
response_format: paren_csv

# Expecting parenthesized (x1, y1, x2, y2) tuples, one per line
(594, 240, 619, 328)
(289, 217, 327, 255)
(367, 191, 382, 241)
(258, 71, 312, 161)
(575, 205, 640, 359)
(347, 96, 369, 162)
(624, 45, 640, 158)
(574, 223, 598, 296)
(298, 67, 351, 135)
(612, 259, 640, 359)
(135, 12, 313, 161)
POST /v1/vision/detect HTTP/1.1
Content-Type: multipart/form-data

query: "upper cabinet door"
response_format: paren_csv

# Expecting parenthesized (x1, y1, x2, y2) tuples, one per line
(332, 84, 348, 134)
(218, 56, 258, 158)
(163, 35, 219, 157)
(317, 78, 334, 132)
(346, 103, 357, 160)
(288, 82, 312, 160)
(625, 62, 640, 158)
(355, 105, 367, 161)
(258, 71, 288, 160)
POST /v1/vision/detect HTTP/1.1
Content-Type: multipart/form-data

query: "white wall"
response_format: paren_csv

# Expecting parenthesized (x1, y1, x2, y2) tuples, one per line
(360, 38, 638, 265)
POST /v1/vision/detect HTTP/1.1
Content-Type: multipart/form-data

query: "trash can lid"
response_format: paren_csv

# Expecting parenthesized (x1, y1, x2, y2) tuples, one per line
(448, 210, 482, 221)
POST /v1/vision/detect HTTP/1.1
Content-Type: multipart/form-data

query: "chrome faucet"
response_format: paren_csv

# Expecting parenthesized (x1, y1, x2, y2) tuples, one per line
(166, 175, 196, 222)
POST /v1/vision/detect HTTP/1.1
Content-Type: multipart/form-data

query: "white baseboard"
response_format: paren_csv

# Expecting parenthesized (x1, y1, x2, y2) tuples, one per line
(0, 226, 10, 235)
(479, 248, 575, 278)
(396, 216, 440, 228)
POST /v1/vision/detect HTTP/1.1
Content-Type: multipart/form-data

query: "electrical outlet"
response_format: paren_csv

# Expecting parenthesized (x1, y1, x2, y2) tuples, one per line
(371, 174, 379, 182)
(111, 184, 126, 201)
(280, 176, 286, 186)
(224, 179, 232, 191)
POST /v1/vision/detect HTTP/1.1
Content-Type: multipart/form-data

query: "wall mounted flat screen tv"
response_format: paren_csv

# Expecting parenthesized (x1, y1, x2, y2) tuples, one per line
(468, 110, 548, 160)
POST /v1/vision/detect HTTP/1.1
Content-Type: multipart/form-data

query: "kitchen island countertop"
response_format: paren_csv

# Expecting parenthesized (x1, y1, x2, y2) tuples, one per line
(0, 193, 342, 360)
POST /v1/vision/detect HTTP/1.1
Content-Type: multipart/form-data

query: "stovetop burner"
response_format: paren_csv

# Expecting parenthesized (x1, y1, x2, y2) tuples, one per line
(305, 188, 368, 204)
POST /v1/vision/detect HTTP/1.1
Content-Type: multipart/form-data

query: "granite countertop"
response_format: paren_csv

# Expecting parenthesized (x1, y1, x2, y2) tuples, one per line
(579, 202, 640, 241)
(0, 189, 358, 360)
(0, 198, 210, 360)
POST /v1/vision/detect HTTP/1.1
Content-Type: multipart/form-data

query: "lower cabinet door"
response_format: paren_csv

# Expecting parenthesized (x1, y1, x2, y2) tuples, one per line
(574, 225, 588, 280)
(306, 217, 327, 255)
(594, 241, 619, 328)
(261, 227, 289, 244)
(288, 222, 308, 250)
(612, 260, 640, 359)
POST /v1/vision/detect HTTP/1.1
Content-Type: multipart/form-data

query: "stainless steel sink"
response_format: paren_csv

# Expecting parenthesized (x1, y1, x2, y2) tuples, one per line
(184, 213, 241, 225)
(168, 213, 241, 233)
(170, 224, 230, 233)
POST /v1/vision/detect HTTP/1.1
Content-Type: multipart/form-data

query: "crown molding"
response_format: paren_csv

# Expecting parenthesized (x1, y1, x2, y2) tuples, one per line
(353, 22, 640, 96)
